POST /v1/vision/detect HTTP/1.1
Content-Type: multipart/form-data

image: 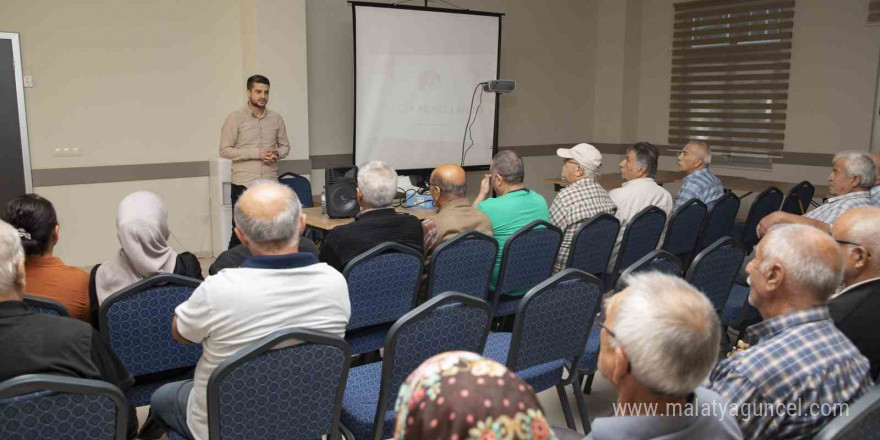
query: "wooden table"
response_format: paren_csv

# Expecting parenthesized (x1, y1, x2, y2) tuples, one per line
(546, 170, 683, 192)
(303, 206, 437, 231)
(719, 178, 830, 201)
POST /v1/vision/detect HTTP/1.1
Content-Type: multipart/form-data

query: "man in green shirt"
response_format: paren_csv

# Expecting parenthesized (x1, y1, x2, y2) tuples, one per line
(473, 150, 550, 290)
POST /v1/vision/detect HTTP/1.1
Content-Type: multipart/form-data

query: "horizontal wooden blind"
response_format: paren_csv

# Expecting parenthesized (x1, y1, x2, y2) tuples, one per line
(870, 0, 880, 24)
(669, 0, 794, 152)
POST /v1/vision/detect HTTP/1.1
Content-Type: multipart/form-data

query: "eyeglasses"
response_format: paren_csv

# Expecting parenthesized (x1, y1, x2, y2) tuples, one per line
(837, 239, 872, 257)
(562, 159, 578, 166)
(597, 321, 617, 339)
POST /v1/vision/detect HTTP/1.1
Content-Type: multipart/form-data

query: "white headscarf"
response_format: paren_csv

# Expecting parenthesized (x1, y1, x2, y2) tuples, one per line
(96, 191, 178, 304)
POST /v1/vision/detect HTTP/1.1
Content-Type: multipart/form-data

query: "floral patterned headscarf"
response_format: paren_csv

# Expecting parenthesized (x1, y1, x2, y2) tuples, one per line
(393, 351, 557, 440)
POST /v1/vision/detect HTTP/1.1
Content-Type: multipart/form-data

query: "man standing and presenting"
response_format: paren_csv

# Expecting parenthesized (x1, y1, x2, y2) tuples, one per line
(220, 75, 291, 248)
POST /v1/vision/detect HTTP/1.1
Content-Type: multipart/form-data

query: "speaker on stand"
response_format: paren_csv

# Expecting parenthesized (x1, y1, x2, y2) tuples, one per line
(325, 166, 360, 218)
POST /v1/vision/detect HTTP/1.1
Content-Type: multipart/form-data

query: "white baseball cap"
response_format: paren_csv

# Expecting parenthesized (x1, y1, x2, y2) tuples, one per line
(557, 143, 602, 172)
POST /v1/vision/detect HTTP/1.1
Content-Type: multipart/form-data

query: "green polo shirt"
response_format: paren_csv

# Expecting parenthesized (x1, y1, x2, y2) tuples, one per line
(477, 189, 550, 291)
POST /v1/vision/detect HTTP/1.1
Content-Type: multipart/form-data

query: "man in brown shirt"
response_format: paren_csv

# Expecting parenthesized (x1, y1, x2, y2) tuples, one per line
(219, 74, 291, 248)
(422, 164, 493, 255)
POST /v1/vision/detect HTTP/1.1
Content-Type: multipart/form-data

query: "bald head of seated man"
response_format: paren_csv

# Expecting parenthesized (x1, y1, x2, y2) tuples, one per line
(757, 150, 876, 237)
(829, 207, 880, 378)
(422, 163, 493, 256)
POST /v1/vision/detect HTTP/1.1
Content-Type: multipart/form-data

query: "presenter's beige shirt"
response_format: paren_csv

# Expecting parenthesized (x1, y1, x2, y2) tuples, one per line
(219, 105, 291, 187)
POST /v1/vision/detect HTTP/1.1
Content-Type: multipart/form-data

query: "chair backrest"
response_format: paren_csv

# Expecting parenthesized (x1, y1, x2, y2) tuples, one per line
(566, 213, 620, 276)
(813, 384, 880, 440)
(615, 250, 682, 292)
(207, 328, 350, 440)
(612, 206, 667, 274)
(99, 274, 203, 377)
(781, 181, 815, 215)
(739, 186, 784, 251)
(278, 172, 314, 208)
(374, 293, 492, 440)
(0, 374, 129, 440)
(698, 192, 740, 251)
(508, 269, 603, 374)
(343, 242, 424, 331)
(426, 230, 498, 301)
(686, 237, 746, 314)
(23, 295, 69, 317)
(494, 220, 562, 300)
(661, 199, 707, 261)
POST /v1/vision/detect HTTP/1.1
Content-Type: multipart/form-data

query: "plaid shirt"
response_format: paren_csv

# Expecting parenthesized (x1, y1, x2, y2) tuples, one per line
(706, 306, 872, 440)
(804, 191, 873, 225)
(549, 177, 616, 272)
(871, 186, 880, 206)
(674, 168, 724, 210)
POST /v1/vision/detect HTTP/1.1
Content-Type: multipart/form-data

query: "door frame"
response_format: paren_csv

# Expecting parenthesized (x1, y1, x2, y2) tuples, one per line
(1, 32, 32, 192)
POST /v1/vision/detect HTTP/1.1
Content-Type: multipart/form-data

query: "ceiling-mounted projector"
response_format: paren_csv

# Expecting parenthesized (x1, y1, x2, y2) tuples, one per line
(482, 79, 516, 94)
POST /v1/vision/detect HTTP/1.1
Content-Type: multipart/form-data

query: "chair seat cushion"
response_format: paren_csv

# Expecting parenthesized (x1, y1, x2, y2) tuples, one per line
(482, 333, 565, 393)
(345, 325, 390, 356)
(340, 362, 395, 440)
(577, 325, 601, 371)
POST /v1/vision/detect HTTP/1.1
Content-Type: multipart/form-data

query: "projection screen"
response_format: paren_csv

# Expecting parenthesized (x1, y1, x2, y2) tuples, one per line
(352, 3, 502, 172)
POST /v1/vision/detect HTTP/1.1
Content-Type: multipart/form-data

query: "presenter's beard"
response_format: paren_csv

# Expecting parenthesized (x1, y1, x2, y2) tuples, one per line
(250, 99, 267, 108)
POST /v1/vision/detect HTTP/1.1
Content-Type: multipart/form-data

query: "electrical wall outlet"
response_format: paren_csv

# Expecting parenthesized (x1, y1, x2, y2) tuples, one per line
(52, 147, 82, 157)
(23, 75, 33, 88)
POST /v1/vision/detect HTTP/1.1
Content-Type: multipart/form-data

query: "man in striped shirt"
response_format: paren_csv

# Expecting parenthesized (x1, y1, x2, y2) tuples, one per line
(870, 152, 880, 205)
(706, 224, 872, 439)
(673, 141, 724, 210)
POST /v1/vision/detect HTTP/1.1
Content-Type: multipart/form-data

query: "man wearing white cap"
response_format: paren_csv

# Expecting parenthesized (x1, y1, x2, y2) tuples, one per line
(550, 143, 616, 272)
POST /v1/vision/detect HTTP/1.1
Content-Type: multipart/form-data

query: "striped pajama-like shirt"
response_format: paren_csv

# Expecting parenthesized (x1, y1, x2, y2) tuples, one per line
(674, 168, 724, 210)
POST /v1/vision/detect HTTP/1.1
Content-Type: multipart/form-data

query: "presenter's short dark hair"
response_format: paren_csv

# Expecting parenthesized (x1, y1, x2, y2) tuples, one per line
(247, 75, 270, 90)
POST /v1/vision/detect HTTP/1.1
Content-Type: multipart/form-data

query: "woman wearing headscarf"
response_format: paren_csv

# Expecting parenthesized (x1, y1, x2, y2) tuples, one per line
(93, 191, 202, 307)
(393, 351, 558, 440)
(3, 194, 91, 322)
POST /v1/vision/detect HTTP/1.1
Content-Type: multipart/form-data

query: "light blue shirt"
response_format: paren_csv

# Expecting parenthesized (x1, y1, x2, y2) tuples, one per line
(674, 168, 724, 210)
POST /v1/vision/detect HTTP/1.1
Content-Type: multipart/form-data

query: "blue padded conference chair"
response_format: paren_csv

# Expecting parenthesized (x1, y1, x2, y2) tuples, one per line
(99, 273, 203, 407)
(23, 294, 69, 317)
(492, 220, 562, 317)
(340, 292, 492, 440)
(566, 213, 620, 285)
(0, 374, 129, 440)
(614, 250, 682, 292)
(608, 206, 667, 289)
(660, 198, 707, 263)
(483, 269, 603, 432)
(686, 237, 746, 316)
(697, 192, 740, 252)
(814, 384, 880, 440)
(426, 230, 497, 301)
(189, 328, 350, 440)
(343, 242, 424, 356)
(781, 180, 815, 215)
(278, 172, 314, 208)
(733, 187, 783, 253)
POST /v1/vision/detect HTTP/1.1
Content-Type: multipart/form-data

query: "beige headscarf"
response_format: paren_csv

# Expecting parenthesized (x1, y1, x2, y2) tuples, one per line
(95, 191, 178, 304)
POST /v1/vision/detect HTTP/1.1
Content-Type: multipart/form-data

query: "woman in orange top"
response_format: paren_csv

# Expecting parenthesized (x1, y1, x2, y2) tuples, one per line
(3, 194, 90, 322)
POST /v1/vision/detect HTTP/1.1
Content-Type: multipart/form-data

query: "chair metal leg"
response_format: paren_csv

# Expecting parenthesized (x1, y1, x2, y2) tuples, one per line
(571, 377, 592, 434)
(582, 373, 595, 394)
(556, 383, 577, 430)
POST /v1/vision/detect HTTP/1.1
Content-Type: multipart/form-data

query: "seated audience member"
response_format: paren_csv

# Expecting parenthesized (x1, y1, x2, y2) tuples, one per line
(0, 220, 137, 439)
(421, 163, 493, 256)
(607, 142, 674, 270)
(142, 181, 350, 440)
(208, 236, 318, 275)
(549, 143, 616, 272)
(319, 160, 424, 271)
(757, 151, 875, 236)
(94, 191, 202, 305)
(589, 272, 742, 440)
(829, 207, 880, 378)
(392, 351, 558, 440)
(870, 152, 880, 205)
(3, 194, 90, 322)
(673, 140, 723, 210)
(706, 224, 872, 439)
(474, 150, 550, 289)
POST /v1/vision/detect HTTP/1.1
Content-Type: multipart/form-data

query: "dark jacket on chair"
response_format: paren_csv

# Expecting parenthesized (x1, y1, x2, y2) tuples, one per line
(319, 207, 424, 272)
(829, 278, 880, 379)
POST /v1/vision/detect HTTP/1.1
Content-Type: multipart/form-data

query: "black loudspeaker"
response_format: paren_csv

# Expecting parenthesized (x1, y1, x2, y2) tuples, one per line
(325, 166, 360, 218)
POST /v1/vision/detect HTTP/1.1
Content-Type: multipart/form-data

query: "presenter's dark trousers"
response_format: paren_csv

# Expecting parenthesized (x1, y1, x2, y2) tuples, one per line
(228, 183, 247, 249)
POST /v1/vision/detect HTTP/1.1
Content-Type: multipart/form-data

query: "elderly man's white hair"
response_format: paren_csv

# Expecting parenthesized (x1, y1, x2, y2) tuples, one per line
(358, 160, 398, 208)
(833, 151, 877, 189)
(760, 224, 844, 300)
(0, 220, 25, 295)
(841, 207, 880, 256)
(611, 272, 720, 397)
(687, 140, 712, 165)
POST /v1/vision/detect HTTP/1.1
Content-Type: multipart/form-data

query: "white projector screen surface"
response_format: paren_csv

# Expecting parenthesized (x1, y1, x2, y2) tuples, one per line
(354, 5, 500, 171)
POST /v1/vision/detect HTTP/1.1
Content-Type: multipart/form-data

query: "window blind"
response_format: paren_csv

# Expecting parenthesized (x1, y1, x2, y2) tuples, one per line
(669, 0, 794, 153)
